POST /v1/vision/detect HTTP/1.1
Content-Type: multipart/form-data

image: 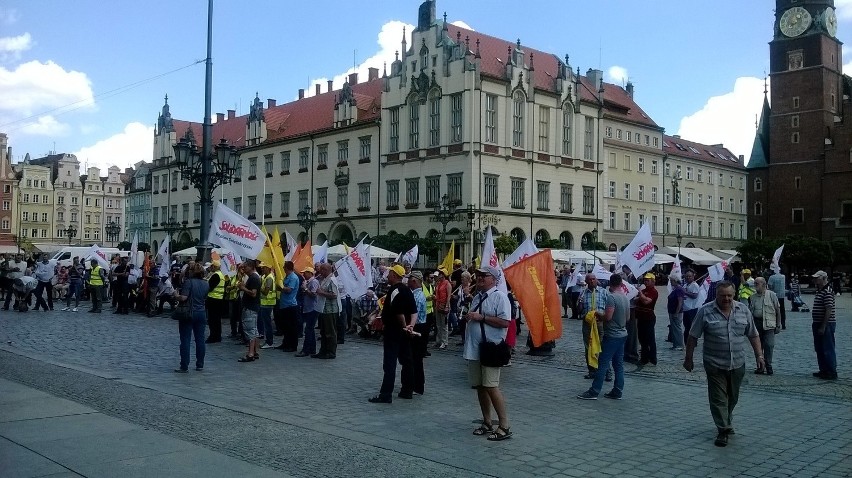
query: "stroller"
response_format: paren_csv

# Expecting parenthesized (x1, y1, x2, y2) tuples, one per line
(791, 295, 809, 312)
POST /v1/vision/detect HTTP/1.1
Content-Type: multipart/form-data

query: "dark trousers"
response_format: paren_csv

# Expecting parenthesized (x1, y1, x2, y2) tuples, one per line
(111, 281, 119, 307)
(336, 310, 347, 343)
(637, 317, 657, 365)
(570, 291, 581, 320)
(813, 322, 837, 376)
(379, 329, 413, 399)
(683, 309, 698, 345)
(704, 364, 745, 432)
(90, 285, 103, 311)
(280, 306, 299, 350)
(3, 281, 18, 309)
(300, 310, 318, 354)
(318, 312, 337, 357)
(426, 312, 436, 338)
(411, 323, 430, 394)
(777, 298, 787, 329)
(33, 280, 54, 310)
(229, 299, 243, 337)
(206, 298, 225, 341)
(273, 307, 284, 336)
(625, 309, 639, 361)
(115, 282, 129, 313)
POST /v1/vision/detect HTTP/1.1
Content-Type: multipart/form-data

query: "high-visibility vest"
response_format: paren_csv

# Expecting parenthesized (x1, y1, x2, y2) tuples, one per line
(88, 266, 104, 286)
(260, 273, 277, 306)
(738, 284, 754, 301)
(207, 271, 225, 299)
(226, 275, 240, 300)
(423, 283, 434, 314)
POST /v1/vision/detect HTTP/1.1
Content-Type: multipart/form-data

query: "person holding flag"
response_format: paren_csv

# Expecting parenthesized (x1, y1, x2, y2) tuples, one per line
(636, 272, 659, 365)
(578, 273, 630, 400)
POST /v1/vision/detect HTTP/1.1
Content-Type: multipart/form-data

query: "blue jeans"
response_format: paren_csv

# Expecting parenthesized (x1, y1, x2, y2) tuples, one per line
(66, 279, 83, 308)
(300, 310, 318, 354)
(259, 306, 274, 345)
(813, 322, 837, 375)
(179, 309, 207, 370)
(590, 335, 627, 395)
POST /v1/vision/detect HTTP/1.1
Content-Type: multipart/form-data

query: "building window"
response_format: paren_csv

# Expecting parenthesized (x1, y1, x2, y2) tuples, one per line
(626, 131, 632, 142)
(794, 177, 801, 189)
(386, 180, 399, 209)
(359, 136, 371, 161)
(484, 175, 498, 207)
(280, 151, 291, 173)
(317, 144, 328, 168)
(560, 183, 573, 213)
(389, 107, 400, 152)
(425, 176, 441, 207)
(652, 215, 658, 233)
(512, 91, 525, 148)
(638, 158, 645, 173)
(264, 155, 273, 176)
(729, 198, 734, 212)
(181, 203, 189, 222)
(708, 195, 713, 210)
(429, 96, 441, 146)
(755, 227, 763, 239)
(708, 171, 714, 184)
(638, 185, 645, 202)
(405, 178, 419, 207)
(447, 173, 462, 204)
(247, 196, 257, 218)
(1, 219, 8, 230)
(686, 167, 693, 180)
(536, 181, 550, 211)
(665, 162, 671, 177)
(280, 192, 290, 216)
(337, 184, 349, 212)
(609, 211, 616, 230)
(264, 194, 272, 217)
(298, 190, 308, 212)
(511, 178, 525, 209)
(608, 152, 617, 168)
(451, 93, 463, 143)
(791, 132, 800, 144)
(605, 126, 612, 138)
(719, 196, 724, 211)
(687, 219, 693, 235)
(299, 148, 309, 171)
(409, 104, 421, 149)
(248, 157, 257, 178)
(687, 192, 693, 208)
(485, 94, 497, 143)
(538, 106, 549, 152)
(624, 213, 631, 231)
(616, 129, 622, 140)
(583, 116, 594, 160)
(358, 183, 370, 210)
(665, 189, 671, 205)
(792, 208, 804, 224)
(651, 187, 658, 203)
(624, 183, 630, 200)
(337, 140, 349, 165)
(698, 220, 703, 236)
(42, 212, 48, 223)
(651, 160, 658, 175)
(193, 202, 201, 221)
(609, 181, 616, 198)
(316, 188, 328, 212)
(624, 155, 631, 170)
(792, 115, 799, 128)
(676, 218, 682, 234)
(582, 186, 595, 215)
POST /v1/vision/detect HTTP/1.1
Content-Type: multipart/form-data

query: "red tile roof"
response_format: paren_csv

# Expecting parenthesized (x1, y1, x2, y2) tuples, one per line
(447, 23, 659, 129)
(663, 135, 745, 170)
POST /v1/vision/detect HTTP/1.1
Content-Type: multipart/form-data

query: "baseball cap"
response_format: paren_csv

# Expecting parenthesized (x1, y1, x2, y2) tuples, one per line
(742, 268, 752, 275)
(203, 262, 212, 268)
(409, 271, 424, 282)
(642, 272, 656, 280)
(301, 266, 315, 274)
(476, 265, 502, 278)
(389, 264, 406, 277)
(431, 271, 439, 277)
(812, 270, 828, 279)
(453, 259, 462, 265)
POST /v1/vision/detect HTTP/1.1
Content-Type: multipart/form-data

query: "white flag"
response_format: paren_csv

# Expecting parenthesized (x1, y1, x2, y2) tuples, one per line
(708, 260, 729, 282)
(207, 201, 266, 260)
(771, 244, 784, 274)
(156, 235, 170, 277)
(399, 245, 418, 266)
(620, 222, 655, 277)
(481, 227, 507, 294)
(502, 239, 539, 269)
(667, 254, 682, 295)
(696, 276, 712, 305)
(84, 244, 110, 269)
(334, 238, 372, 299)
(617, 280, 640, 301)
(314, 240, 329, 264)
(218, 242, 242, 277)
(129, 230, 139, 267)
(593, 263, 612, 281)
(284, 229, 298, 261)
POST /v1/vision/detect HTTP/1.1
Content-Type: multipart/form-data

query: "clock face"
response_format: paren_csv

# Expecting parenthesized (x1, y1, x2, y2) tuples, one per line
(825, 8, 838, 38)
(780, 6, 812, 37)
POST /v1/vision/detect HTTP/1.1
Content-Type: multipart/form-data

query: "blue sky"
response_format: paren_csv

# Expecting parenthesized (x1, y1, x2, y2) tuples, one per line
(0, 0, 850, 172)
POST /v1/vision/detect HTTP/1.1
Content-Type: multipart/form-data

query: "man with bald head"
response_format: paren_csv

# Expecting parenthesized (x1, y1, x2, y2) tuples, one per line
(748, 276, 781, 375)
(578, 272, 610, 380)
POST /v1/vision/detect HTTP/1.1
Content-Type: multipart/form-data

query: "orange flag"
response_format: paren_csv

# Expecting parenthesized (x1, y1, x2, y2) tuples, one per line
(503, 249, 563, 347)
(294, 240, 313, 273)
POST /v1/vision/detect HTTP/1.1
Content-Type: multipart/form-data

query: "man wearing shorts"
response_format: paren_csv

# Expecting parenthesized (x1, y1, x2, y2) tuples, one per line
(465, 265, 512, 441)
(238, 260, 261, 362)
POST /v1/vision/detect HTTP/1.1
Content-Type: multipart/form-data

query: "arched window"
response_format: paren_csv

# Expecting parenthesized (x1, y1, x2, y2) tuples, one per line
(420, 46, 429, 70)
(754, 202, 762, 215)
(608, 243, 618, 251)
(580, 232, 595, 250)
(562, 106, 573, 156)
(316, 233, 327, 244)
(559, 231, 573, 249)
(510, 227, 526, 244)
(686, 242, 695, 248)
(534, 229, 550, 245)
(406, 229, 419, 239)
(426, 229, 440, 240)
(754, 228, 763, 239)
(753, 178, 762, 192)
(512, 91, 525, 147)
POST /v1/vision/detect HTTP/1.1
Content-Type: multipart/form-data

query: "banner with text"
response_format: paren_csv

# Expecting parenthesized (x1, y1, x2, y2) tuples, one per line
(503, 250, 563, 347)
(620, 222, 655, 277)
(207, 201, 266, 260)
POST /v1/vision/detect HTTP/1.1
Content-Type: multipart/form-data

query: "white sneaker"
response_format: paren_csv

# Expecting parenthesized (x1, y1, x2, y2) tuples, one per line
(61, 307, 69, 311)
(72, 307, 78, 312)
(260, 344, 273, 349)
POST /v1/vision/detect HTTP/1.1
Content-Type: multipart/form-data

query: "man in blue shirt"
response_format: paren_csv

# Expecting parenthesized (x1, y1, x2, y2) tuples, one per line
(275, 261, 301, 352)
(409, 271, 428, 395)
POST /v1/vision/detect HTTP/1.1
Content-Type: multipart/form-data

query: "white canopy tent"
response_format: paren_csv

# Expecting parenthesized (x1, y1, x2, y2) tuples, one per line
(659, 247, 724, 265)
(312, 243, 399, 261)
(550, 249, 598, 265)
(712, 249, 741, 263)
(172, 246, 228, 258)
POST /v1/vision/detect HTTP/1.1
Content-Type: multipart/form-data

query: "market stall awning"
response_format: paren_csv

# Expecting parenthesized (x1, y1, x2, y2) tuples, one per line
(660, 247, 724, 265)
(550, 249, 598, 264)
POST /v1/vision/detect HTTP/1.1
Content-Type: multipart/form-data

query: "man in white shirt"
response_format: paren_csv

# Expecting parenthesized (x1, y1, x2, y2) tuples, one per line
(3, 254, 27, 310)
(33, 254, 56, 311)
(681, 269, 701, 346)
(465, 265, 512, 441)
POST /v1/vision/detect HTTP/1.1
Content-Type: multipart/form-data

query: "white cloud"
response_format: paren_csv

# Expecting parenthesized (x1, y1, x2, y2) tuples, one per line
(72, 122, 154, 172)
(677, 76, 767, 162)
(0, 7, 19, 25)
(0, 32, 32, 60)
(450, 20, 474, 31)
(844, 46, 852, 75)
(606, 65, 629, 86)
(19, 115, 69, 136)
(0, 60, 94, 135)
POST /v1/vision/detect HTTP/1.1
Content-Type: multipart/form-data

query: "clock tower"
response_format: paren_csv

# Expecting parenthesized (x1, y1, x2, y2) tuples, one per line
(749, 0, 852, 242)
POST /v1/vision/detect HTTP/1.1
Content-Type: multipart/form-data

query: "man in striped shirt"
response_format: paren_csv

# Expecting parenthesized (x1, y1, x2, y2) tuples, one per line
(684, 280, 763, 447)
(811, 271, 837, 380)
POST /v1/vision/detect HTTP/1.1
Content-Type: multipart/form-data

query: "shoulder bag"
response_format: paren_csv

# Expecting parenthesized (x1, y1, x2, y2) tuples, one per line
(476, 293, 512, 367)
(172, 280, 192, 321)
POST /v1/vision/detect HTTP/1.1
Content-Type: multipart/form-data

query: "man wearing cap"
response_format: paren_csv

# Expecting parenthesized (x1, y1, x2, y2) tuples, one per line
(369, 264, 417, 403)
(237, 260, 261, 362)
(434, 267, 452, 349)
(408, 271, 429, 395)
(811, 270, 837, 380)
(684, 280, 763, 447)
(636, 272, 659, 366)
(466, 265, 512, 441)
(296, 266, 319, 357)
(257, 262, 277, 349)
(205, 261, 226, 343)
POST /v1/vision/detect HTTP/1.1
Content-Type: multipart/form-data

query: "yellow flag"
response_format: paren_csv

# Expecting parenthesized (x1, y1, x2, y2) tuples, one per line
(270, 227, 286, 287)
(257, 226, 285, 288)
(440, 240, 455, 272)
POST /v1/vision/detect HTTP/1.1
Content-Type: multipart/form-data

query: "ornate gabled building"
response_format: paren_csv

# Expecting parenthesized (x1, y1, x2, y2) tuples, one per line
(0, 133, 15, 250)
(748, 0, 852, 242)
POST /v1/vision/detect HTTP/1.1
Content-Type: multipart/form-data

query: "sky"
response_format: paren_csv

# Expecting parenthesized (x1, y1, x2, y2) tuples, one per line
(0, 0, 850, 173)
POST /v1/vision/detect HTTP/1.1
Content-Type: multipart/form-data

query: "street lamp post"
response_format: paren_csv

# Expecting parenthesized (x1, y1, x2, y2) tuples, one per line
(296, 205, 318, 244)
(466, 204, 476, 262)
(676, 233, 683, 258)
(64, 225, 77, 246)
(105, 221, 121, 246)
(162, 217, 182, 244)
(171, 0, 238, 262)
(433, 194, 458, 263)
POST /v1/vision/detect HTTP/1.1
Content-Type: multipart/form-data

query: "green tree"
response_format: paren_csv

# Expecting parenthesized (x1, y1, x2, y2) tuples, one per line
(494, 234, 518, 256)
(118, 241, 131, 251)
(536, 238, 564, 249)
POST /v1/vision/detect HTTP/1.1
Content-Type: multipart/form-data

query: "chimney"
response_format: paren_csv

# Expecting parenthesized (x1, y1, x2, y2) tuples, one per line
(267, 98, 276, 108)
(216, 113, 224, 122)
(328, 80, 333, 92)
(368, 67, 379, 81)
(625, 81, 634, 99)
(298, 88, 305, 99)
(227, 109, 235, 119)
(348, 72, 358, 85)
(586, 68, 603, 92)
(315, 84, 321, 96)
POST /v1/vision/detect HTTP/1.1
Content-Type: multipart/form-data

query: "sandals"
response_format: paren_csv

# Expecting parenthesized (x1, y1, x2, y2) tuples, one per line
(486, 425, 513, 441)
(472, 421, 494, 436)
(238, 355, 257, 362)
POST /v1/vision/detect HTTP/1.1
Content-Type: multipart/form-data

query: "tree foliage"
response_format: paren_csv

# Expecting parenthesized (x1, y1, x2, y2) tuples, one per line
(536, 238, 564, 249)
(493, 235, 518, 256)
(737, 235, 852, 272)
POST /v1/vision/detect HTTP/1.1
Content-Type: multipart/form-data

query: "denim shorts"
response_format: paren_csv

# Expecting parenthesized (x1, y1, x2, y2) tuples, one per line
(242, 309, 259, 339)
